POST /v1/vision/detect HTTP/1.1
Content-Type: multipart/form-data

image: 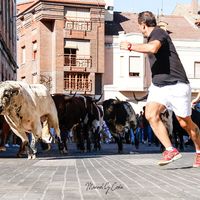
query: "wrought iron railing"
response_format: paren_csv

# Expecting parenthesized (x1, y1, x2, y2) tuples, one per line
(64, 72, 92, 92)
(64, 54, 92, 69)
(65, 18, 92, 31)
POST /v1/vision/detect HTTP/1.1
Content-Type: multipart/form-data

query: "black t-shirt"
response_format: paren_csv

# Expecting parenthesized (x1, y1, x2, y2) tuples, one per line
(147, 27, 189, 87)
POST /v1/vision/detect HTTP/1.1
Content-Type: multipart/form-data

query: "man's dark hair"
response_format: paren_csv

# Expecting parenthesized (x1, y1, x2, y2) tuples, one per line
(138, 11, 157, 27)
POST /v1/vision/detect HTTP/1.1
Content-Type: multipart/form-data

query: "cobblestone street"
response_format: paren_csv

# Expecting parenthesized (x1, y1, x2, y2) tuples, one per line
(0, 143, 199, 200)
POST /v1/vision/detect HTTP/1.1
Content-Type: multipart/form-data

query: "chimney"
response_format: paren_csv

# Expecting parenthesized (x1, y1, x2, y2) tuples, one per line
(191, 0, 198, 14)
(104, 0, 114, 21)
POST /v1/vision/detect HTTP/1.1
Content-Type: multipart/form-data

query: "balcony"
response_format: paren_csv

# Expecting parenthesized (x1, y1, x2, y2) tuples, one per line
(64, 54, 92, 71)
(64, 18, 92, 31)
(64, 72, 92, 92)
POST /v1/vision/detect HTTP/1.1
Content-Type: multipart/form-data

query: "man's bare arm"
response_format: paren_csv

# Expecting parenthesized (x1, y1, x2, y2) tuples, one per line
(120, 40, 161, 54)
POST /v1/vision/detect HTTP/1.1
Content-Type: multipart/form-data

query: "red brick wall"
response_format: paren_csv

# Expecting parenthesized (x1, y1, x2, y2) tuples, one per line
(17, 1, 105, 94)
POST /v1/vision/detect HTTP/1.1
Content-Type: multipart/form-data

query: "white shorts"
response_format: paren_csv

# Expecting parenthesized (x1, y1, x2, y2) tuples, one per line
(147, 83, 191, 117)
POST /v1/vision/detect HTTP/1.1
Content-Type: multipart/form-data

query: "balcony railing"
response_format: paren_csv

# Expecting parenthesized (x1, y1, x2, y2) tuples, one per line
(65, 18, 92, 31)
(64, 72, 92, 92)
(64, 54, 92, 69)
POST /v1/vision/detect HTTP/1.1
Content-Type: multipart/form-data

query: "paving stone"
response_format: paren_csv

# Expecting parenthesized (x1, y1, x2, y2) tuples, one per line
(0, 143, 198, 199)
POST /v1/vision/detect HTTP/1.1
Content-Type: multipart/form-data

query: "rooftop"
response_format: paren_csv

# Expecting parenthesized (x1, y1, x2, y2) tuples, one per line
(105, 12, 200, 40)
(17, 0, 105, 14)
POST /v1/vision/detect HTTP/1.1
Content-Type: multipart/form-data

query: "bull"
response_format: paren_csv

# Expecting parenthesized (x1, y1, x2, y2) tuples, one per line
(52, 94, 88, 152)
(84, 96, 104, 151)
(52, 94, 103, 153)
(102, 98, 138, 153)
(157, 108, 200, 152)
(0, 81, 63, 159)
(165, 108, 200, 151)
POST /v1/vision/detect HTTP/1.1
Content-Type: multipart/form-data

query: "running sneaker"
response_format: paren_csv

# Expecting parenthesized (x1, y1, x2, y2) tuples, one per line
(193, 153, 200, 168)
(158, 148, 182, 166)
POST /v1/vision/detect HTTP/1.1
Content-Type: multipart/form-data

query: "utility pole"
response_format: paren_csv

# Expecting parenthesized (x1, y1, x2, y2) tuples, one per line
(161, 0, 164, 15)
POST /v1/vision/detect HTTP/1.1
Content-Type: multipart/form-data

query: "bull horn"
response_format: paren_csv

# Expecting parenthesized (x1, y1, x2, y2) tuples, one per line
(115, 97, 120, 101)
(97, 101, 103, 105)
(51, 92, 76, 100)
(93, 93, 103, 103)
(132, 92, 148, 102)
(70, 91, 77, 96)
(70, 91, 77, 97)
(64, 92, 76, 100)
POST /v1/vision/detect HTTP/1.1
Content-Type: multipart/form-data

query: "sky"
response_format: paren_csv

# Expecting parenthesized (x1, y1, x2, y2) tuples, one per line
(16, 0, 195, 15)
(114, 0, 193, 15)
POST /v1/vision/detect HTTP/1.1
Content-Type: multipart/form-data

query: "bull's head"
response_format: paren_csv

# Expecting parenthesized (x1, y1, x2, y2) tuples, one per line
(0, 82, 20, 114)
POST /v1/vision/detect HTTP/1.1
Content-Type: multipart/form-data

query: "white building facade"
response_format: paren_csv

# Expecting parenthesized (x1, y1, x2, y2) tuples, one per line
(104, 13, 200, 114)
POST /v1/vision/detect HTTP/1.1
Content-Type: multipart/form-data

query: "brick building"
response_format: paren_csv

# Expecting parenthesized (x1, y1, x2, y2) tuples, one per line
(16, 0, 105, 94)
(0, 0, 18, 81)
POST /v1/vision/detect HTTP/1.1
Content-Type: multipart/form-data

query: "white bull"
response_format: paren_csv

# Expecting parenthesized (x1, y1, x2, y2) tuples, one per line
(0, 81, 63, 159)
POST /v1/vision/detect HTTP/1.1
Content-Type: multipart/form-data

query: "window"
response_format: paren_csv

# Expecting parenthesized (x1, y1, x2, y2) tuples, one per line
(64, 48, 77, 66)
(21, 46, 26, 64)
(65, 7, 90, 21)
(20, 16, 25, 26)
(32, 73, 37, 84)
(129, 56, 140, 77)
(33, 51, 37, 60)
(64, 72, 92, 92)
(105, 43, 113, 48)
(21, 76, 26, 82)
(32, 40, 37, 51)
(32, 41, 37, 60)
(32, 10, 36, 21)
(120, 56, 125, 77)
(194, 62, 200, 78)
(64, 7, 91, 31)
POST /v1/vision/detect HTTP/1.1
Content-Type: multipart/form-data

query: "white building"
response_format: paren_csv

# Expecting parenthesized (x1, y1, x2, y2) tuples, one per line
(104, 12, 200, 114)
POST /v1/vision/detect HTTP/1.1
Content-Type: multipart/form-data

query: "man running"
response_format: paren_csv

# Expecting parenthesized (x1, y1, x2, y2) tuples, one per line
(120, 11, 200, 167)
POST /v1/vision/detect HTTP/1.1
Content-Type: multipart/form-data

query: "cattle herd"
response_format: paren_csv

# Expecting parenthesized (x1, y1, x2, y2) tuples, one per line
(0, 80, 199, 159)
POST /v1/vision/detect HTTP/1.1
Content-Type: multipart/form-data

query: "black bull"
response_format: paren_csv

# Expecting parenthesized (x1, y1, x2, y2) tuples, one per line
(171, 108, 200, 150)
(102, 99, 138, 153)
(153, 108, 200, 151)
(52, 94, 103, 152)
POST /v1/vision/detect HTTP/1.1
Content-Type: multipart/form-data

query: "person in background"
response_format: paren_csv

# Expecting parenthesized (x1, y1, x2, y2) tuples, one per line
(137, 111, 145, 143)
(192, 92, 200, 105)
(120, 11, 200, 167)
